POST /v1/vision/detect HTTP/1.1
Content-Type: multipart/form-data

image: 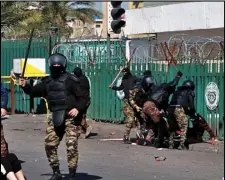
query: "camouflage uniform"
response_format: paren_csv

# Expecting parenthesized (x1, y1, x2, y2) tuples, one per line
(122, 99, 136, 137)
(81, 100, 91, 135)
(173, 107, 188, 145)
(81, 114, 88, 133)
(129, 88, 158, 143)
(129, 88, 147, 123)
(1, 122, 8, 157)
(45, 116, 81, 170)
(192, 114, 215, 140)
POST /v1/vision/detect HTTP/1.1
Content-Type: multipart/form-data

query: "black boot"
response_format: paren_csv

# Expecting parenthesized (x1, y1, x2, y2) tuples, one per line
(69, 168, 77, 180)
(123, 135, 131, 144)
(177, 141, 189, 150)
(154, 138, 164, 148)
(49, 167, 62, 180)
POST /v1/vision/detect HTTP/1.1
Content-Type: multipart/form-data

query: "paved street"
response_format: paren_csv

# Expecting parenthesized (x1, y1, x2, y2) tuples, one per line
(2, 115, 224, 180)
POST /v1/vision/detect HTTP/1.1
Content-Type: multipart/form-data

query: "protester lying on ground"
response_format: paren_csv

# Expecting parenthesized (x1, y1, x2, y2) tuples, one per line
(1, 153, 26, 180)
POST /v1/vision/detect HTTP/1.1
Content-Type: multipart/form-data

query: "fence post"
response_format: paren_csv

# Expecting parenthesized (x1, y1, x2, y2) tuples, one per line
(10, 79, 15, 115)
(29, 79, 34, 114)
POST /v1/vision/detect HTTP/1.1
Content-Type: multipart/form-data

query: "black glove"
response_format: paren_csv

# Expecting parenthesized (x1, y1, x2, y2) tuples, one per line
(177, 71, 183, 77)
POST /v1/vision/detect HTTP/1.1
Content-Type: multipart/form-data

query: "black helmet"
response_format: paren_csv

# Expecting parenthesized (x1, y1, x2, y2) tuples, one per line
(48, 53, 67, 70)
(182, 80, 195, 90)
(143, 70, 152, 77)
(74, 67, 82, 78)
(142, 76, 155, 91)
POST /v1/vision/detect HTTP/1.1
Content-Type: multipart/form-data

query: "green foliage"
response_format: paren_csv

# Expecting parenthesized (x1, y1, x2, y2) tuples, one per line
(1, 2, 31, 28)
(1, 2, 102, 39)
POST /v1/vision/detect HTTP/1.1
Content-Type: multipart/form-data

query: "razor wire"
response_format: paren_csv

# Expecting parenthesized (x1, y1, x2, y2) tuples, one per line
(51, 34, 224, 68)
(51, 42, 119, 65)
(129, 34, 224, 65)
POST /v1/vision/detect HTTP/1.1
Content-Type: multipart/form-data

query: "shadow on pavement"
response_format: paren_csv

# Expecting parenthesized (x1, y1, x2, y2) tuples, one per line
(19, 160, 26, 164)
(41, 173, 102, 180)
(64, 173, 102, 180)
(87, 132, 98, 139)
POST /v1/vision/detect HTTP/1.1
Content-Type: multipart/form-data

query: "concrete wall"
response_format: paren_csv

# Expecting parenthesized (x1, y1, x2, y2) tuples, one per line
(127, 28, 224, 63)
(156, 28, 224, 42)
(124, 2, 224, 35)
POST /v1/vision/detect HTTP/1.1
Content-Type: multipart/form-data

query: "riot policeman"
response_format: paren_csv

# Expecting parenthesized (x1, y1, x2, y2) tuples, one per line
(168, 80, 196, 150)
(109, 68, 138, 144)
(73, 67, 92, 138)
(143, 71, 183, 147)
(19, 53, 87, 180)
(129, 76, 156, 145)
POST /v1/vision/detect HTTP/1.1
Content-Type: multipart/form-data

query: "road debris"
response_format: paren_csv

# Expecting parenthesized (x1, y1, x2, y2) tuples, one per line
(154, 156, 166, 161)
(100, 138, 123, 141)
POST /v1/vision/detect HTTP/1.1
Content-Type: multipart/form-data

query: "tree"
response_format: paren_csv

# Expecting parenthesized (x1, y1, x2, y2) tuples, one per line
(1, 2, 31, 28)
(3, 2, 102, 39)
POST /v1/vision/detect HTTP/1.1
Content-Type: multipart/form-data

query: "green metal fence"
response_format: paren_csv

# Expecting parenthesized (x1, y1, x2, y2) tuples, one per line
(1, 38, 51, 113)
(1, 38, 224, 138)
(54, 40, 126, 122)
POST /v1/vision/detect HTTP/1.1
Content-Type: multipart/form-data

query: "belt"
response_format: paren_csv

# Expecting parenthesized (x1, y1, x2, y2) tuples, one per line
(169, 105, 182, 107)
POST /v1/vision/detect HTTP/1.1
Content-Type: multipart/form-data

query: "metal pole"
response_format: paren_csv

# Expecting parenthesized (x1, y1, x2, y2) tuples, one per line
(49, 33, 52, 56)
(29, 79, 34, 115)
(21, 28, 34, 78)
(107, 33, 111, 63)
(10, 79, 15, 115)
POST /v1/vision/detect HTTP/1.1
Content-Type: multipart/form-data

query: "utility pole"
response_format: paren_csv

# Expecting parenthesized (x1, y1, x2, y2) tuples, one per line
(102, 2, 111, 63)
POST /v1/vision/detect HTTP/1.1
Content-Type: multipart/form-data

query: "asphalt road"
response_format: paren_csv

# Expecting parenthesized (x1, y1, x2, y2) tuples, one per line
(2, 115, 224, 180)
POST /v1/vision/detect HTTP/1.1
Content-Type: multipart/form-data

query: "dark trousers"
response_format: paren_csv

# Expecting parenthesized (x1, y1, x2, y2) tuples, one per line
(1, 153, 22, 177)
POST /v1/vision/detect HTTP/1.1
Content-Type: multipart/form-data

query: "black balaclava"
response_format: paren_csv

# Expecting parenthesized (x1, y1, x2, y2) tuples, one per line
(48, 53, 67, 78)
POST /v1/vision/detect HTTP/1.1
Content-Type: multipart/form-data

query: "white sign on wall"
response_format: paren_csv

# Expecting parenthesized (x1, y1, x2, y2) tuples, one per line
(205, 82, 219, 111)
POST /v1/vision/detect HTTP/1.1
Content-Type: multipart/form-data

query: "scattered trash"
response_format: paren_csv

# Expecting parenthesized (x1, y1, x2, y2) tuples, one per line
(109, 132, 116, 136)
(222, 177, 224, 180)
(157, 148, 163, 151)
(154, 156, 166, 161)
(131, 143, 137, 145)
(100, 138, 123, 142)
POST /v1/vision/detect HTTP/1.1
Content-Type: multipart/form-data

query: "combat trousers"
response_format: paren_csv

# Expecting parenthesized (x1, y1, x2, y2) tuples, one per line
(81, 102, 91, 133)
(123, 99, 135, 137)
(45, 118, 81, 170)
(81, 114, 88, 133)
(173, 107, 188, 145)
(1, 122, 8, 157)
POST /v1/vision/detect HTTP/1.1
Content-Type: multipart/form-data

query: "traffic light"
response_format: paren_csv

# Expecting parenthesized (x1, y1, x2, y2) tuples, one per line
(108, 2, 126, 34)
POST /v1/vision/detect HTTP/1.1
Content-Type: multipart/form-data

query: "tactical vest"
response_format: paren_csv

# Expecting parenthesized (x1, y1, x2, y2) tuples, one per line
(150, 86, 168, 107)
(45, 73, 69, 112)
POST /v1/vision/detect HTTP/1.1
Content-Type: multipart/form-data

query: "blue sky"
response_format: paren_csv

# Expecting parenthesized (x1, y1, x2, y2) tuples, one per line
(94, 2, 128, 11)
